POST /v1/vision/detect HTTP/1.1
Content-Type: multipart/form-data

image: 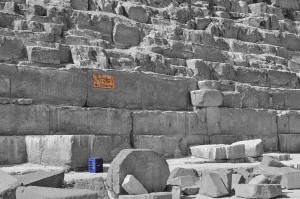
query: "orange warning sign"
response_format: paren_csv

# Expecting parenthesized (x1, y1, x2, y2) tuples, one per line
(92, 74, 115, 89)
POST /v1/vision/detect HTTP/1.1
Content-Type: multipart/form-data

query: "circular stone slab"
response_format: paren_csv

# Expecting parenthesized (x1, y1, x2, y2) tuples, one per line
(106, 149, 170, 198)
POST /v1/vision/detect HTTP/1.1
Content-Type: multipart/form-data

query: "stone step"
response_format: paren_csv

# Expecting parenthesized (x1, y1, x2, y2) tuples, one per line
(0, 64, 196, 111)
(196, 80, 300, 110)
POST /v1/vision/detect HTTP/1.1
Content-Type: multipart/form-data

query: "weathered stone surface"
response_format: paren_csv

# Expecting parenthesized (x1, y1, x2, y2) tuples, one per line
(17, 171, 64, 188)
(123, 3, 149, 23)
(232, 174, 246, 190)
(191, 89, 223, 107)
(113, 22, 140, 49)
(50, 106, 132, 135)
(235, 184, 282, 199)
(168, 176, 195, 188)
(0, 36, 25, 61)
(211, 169, 233, 193)
(207, 107, 277, 136)
(87, 69, 192, 111)
(0, 136, 26, 164)
(26, 135, 131, 167)
(16, 186, 98, 199)
(225, 144, 245, 159)
(122, 175, 148, 195)
(232, 139, 263, 157)
(186, 59, 212, 80)
(27, 46, 60, 64)
(168, 168, 199, 184)
(261, 155, 287, 167)
(190, 145, 226, 160)
(11, 67, 87, 106)
(198, 172, 229, 198)
(132, 110, 207, 136)
(263, 153, 290, 161)
(0, 169, 21, 199)
(222, 91, 242, 108)
(71, 0, 88, 10)
(248, 174, 282, 185)
(133, 135, 187, 158)
(107, 149, 170, 198)
(118, 192, 172, 199)
(0, 104, 49, 135)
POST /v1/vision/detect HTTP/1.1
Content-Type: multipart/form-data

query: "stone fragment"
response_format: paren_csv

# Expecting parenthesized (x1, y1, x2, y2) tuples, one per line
(232, 174, 246, 190)
(122, 175, 148, 195)
(261, 156, 287, 167)
(190, 145, 226, 160)
(182, 186, 199, 196)
(107, 149, 170, 198)
(232, 139, 263, 157)
(16, 171, 64, 188)
(191, 89, 223, 107)
(235, 184, 282, 199)
(225, 144, 245, 159)
(222, 92, 242, 108)
(16, 186, 98, 199)
(0, 169, 21, 199)
(198, 172, 229, 197)
(248, 174, 282, 185)
(27, 46, 60, 64)
(168, 176, 195, 188)
(118, 192, 172, 199)
(211, 169, 233, 192)
(168, 168, 199, 183)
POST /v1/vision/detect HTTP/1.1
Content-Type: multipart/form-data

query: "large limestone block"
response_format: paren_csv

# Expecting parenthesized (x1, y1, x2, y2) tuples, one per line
(0, 104, 49, 135)
(11, 67, 87, 106)
(225, 144, 245, 159)
(207, 107, 277, 136)
(113, 22, 140, 49)
(0, 169, 21, 199)
(232, 139, 263, 157)
(0, 36, 25, 61)
(132, 110, 207, 136)
(198, 172, 229, 198)
(193, 44, 227, 62)
(27, 46, 60, 64)
(70, 0, 88, 10)
(122, 175, 148, 195)
(17, 171, 64, 188)
(186, 59, 212, 80)
(16, 186, 98, 199)
(278, 134, 300, 152)
(123, 3, 149, 23)
(191, 89, 223, 107)
(190, 145, 226, 160)
(26, 135, 131, 167)
(106, 149, 170, 198)
(133, 135, 187, 158)
(49, 106, 132, 135)
(235, 184, 282, 198)
(0, 136, 27, 164)
(87, 69, 191, 110)
(70, 45, 107, 67)
(235, 66, 268, 87)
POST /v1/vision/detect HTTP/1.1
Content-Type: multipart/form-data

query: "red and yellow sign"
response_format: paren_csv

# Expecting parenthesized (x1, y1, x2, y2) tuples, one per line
(92, 74, 115, 89)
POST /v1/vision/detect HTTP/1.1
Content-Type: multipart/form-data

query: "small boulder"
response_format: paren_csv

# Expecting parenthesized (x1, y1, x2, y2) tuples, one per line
(122, 175, 148, 195)
(198, 172, 229, 197)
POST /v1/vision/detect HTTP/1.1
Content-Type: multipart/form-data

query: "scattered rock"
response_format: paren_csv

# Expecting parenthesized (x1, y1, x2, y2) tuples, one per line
(235, 184, 282, 199)
(107, 149, 170, 198)
(198, 172, 229, 198)
(261, 156, 287, 167)
(122, 175, 148, 195)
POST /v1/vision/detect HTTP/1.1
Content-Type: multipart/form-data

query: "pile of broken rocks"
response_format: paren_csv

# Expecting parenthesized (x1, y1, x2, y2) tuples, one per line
(106, 144, 300, 199)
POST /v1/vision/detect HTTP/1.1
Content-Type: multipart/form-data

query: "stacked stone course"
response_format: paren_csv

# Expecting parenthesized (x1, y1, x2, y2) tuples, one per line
(1, 0, 300, 168)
